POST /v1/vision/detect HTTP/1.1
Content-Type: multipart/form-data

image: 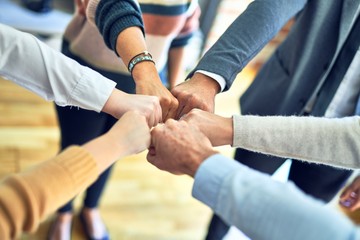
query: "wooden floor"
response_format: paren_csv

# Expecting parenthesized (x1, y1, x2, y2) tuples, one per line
(0, 66, 254, 240)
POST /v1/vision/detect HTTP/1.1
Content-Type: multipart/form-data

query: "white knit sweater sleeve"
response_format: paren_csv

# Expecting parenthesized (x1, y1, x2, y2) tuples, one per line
(232, 115, 360, 169)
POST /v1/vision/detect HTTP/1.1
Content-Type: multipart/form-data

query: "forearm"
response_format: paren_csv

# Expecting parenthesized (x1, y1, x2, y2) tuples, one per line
(233, 115, 360, 169)
(82, 133, 129, 173)
(192, 0, 307, 89)
(193, 155, 358, 240)
(0, 24, 116, 112)
(93, 0, 161, 84)
(168, 47, 186, 89)
(0, 147, 98, 239)
(113, 26, 162, 87)
(101, 89, 132, 119)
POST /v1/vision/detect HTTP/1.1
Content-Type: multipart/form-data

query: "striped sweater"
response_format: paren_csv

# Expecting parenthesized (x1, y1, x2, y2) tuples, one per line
(66, 0, 200, 75)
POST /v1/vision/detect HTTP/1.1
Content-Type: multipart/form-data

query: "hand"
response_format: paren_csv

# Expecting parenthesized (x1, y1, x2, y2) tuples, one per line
(113, 27, 179, 121)
(106, 111, 151, 157)
(83, 111, 150, 172)
(339, 175, 360, 211)
(102, 89, 162, 127)
(133, 63, 179, 121)
(147, 119, 218, 177)
(171, 72, 220, 119)
(181, 109, 233, 146)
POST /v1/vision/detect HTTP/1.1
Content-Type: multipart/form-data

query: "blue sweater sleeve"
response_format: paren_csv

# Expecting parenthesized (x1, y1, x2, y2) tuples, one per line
(193, 155, 359, 240)
(95, 0, 145, 54)
(190, 0, 307, 90)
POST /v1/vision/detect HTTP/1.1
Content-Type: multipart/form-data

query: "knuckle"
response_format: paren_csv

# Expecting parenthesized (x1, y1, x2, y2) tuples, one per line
(160, 97, 171, 106)
(188, 108, 198, 116)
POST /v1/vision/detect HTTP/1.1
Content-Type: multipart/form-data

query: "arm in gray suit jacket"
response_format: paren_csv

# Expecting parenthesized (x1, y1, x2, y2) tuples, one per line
(172, 0, 308, 117)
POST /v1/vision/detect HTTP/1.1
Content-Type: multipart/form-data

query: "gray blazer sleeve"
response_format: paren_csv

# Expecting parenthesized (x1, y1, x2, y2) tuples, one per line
(191, 0, 307, 90)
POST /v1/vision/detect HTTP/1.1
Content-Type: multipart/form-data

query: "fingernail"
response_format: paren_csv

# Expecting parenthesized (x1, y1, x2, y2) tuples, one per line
(350, 192, 358, 198)
(340, 199, 352, 207)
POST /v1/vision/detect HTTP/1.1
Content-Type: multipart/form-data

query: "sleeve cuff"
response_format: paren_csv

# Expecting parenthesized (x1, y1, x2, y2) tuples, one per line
(69, 67, 116, 112)
(86, 0, 100, 26)
(195, 70, 226, 92)
(232, 114, 243, 148)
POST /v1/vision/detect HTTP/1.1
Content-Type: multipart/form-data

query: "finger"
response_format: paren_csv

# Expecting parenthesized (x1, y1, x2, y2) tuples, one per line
(175, 104, 186, 120)
(151, 123, 165, 138)
(177, 104, 196, 119)
(149, 107, 161, 128)
(340, 184, 356, 200)
(349, 198, 360, 212)
(340, 188, 349, 199)
(148, 146, 156, 156)
(164, 99, 179, 121)
(179, 113, 188, 121)
(347, 190, 360, 211)
(148, 114, 156, 128)
(173, 92, 186, 119)
(175, 95, 188, 119)
(156, 103, 163, 124)
(146, 151, 156, 164)
(159, 100, 170, 123)
(340, 189, 358, 208)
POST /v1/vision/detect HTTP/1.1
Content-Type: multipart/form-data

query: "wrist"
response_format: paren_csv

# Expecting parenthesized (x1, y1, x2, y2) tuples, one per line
(218, 117, 234, 146)
(82, 134, 125, 172)
(102, 131, 130, 158)
(192, 72, 221, 94)
(128, 51, 155, 73)
(102, 89, 127, 119)
(187, 150, 218, 177)
(132, 62, 162, 84)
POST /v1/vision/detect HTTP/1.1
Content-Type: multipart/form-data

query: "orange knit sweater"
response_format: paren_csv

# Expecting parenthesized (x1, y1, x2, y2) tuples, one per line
(0, 146, 99, 239)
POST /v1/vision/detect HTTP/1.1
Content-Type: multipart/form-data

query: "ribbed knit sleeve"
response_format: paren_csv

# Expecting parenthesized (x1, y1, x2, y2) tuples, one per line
(86, 0, 100, 25)
(232, 115, 360, 169)
(95, 0, 144, 54)
(0, 146, 99, 239)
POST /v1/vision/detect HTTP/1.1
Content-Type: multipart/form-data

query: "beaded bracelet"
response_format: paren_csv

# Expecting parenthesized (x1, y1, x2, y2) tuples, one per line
(128, 51, 155, 74)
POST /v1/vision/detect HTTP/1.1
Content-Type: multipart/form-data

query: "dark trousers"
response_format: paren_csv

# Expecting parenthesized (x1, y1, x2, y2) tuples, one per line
(56, 40, 136, 212)
(205, 148, 352, 239)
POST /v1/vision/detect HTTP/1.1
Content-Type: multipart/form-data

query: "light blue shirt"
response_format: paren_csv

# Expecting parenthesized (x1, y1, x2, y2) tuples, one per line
(192, 154, 360, 240)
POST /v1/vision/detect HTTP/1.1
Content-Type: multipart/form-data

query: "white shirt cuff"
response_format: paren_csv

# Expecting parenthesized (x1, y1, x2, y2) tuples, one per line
(195, 70, 226, 92)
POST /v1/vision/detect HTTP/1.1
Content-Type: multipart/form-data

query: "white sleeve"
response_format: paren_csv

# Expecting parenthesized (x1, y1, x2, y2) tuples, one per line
(0, 23, 116, 112)
(195, 70, 226, 92)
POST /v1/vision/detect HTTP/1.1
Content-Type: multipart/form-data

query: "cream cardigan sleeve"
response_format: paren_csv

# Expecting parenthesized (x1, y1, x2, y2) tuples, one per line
(0, 23, 116, 112)
(0, 146, 99, 239)
(86, 0, 100, 25)
(232, 115, 360, 169)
